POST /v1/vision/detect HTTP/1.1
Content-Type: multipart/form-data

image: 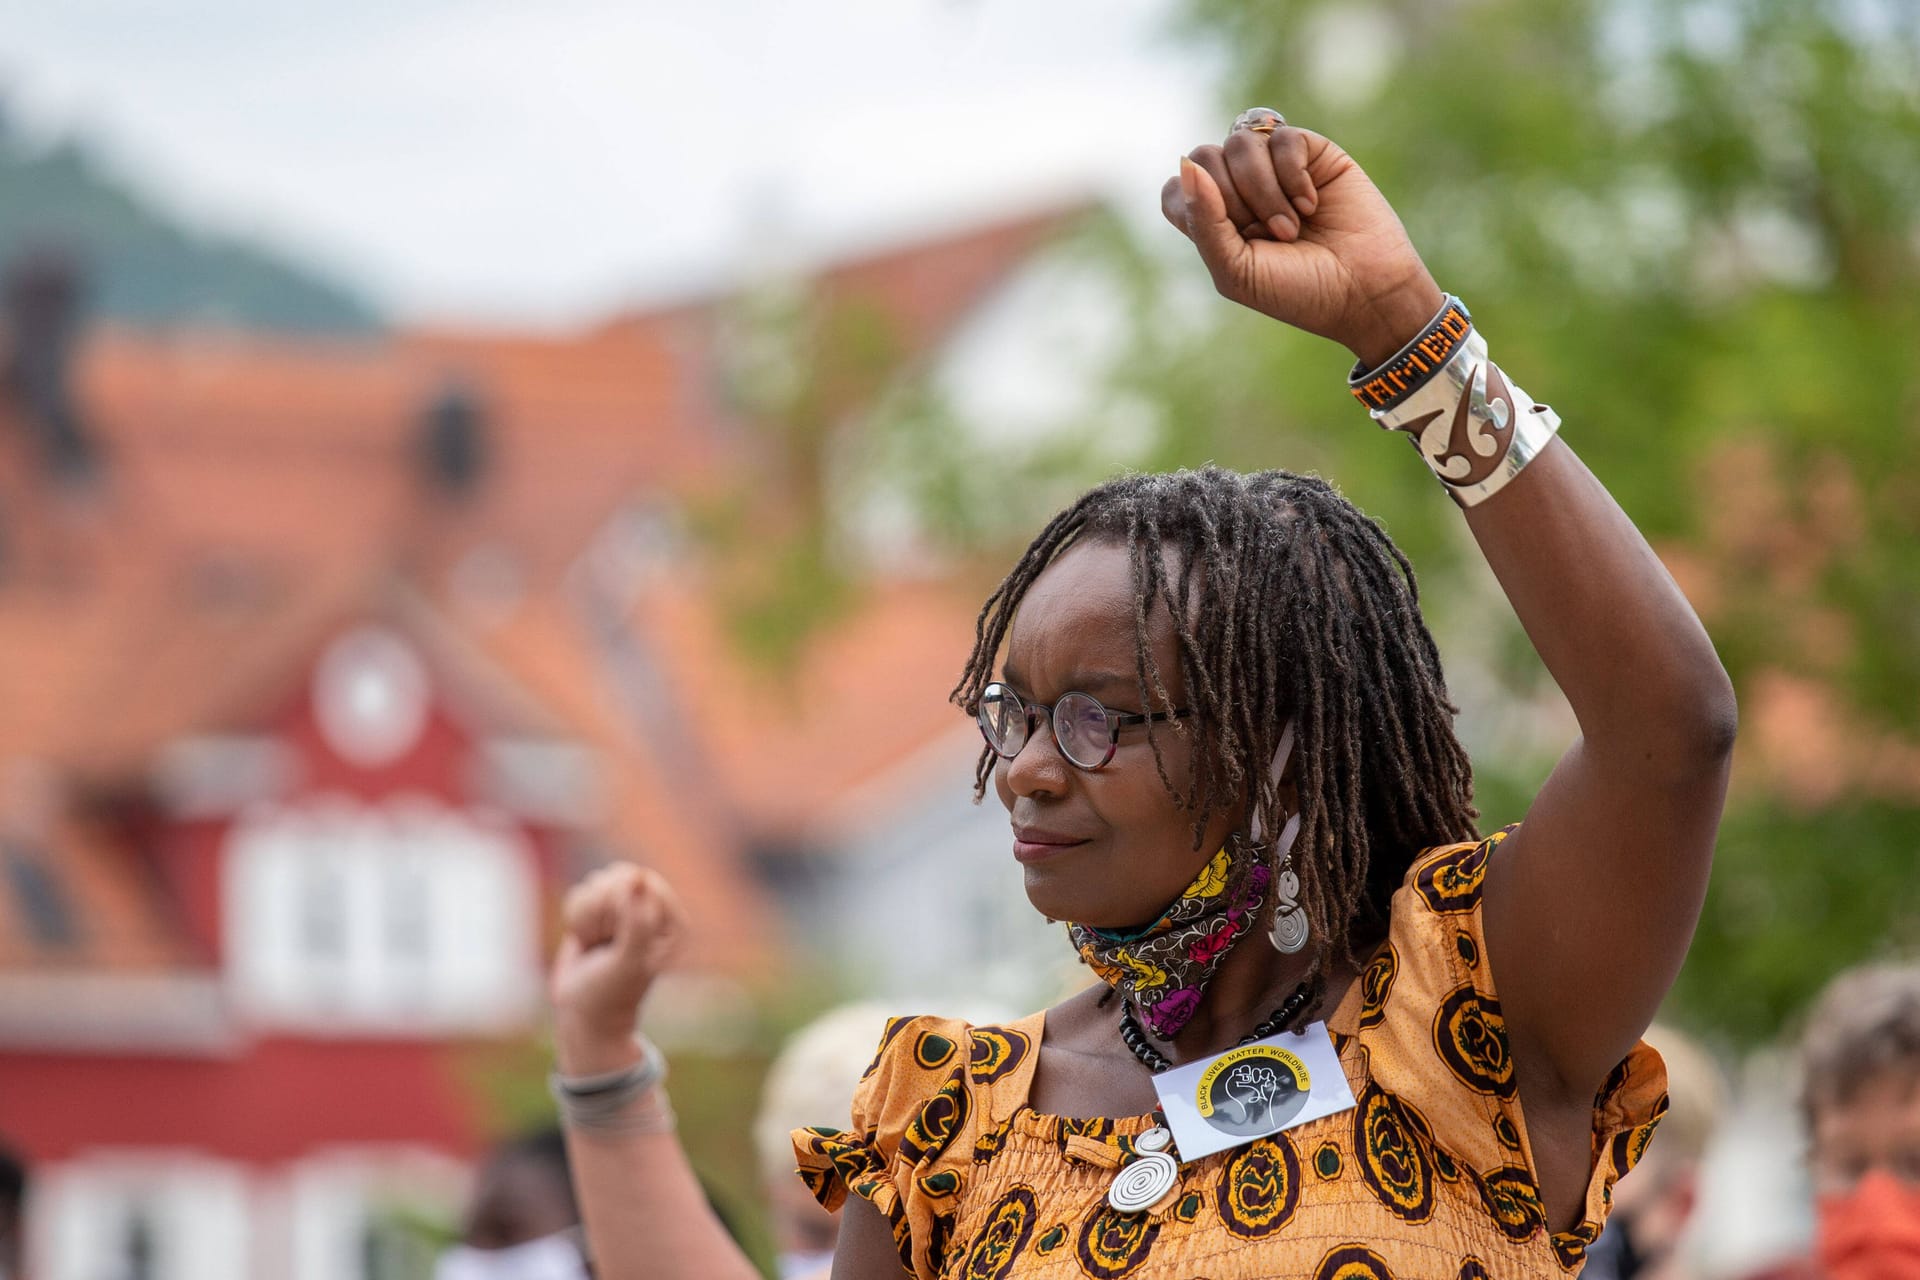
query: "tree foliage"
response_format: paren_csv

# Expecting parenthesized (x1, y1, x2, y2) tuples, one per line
(1139, 0, 1920, 1044)
(1170, 0, 1920, 704)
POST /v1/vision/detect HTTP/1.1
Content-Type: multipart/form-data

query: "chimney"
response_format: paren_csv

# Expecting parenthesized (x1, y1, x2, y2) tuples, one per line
(3, 245, 98, 488)
(417, 376, 488, 501)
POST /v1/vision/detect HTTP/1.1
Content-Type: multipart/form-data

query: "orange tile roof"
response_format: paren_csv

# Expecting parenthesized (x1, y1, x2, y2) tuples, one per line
(0, 204, 1085, 983)
(1671, 436, 1920, 809)
(632, 574, 992, 838)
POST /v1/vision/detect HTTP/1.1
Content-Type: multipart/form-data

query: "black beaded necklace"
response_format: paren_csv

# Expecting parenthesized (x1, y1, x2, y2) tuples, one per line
(1118, 979, 1317, 1075)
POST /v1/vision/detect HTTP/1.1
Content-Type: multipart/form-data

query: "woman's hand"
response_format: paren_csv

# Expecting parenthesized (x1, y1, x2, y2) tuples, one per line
(550, 863, 686, 1075)
(1160, 124, 1443, 368)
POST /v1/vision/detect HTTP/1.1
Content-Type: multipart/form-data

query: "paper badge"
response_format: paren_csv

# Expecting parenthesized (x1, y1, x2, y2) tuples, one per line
(1149, 1019, 1355, 1162)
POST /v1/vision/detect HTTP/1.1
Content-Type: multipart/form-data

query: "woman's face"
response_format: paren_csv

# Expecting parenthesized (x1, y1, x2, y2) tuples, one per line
(992, 539, 1239, 929)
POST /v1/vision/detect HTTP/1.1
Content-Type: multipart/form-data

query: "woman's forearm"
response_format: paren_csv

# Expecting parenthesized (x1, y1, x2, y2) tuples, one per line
(1165, 121, 1729, 753)
(556, 1023, 763, 1280)
(1347, 280, 1735, 765)
(565, 1121, 763, 1280)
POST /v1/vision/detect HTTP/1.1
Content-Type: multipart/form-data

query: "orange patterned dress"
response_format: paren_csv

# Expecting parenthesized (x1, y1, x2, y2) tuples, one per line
(793, 831, 1668, 1278)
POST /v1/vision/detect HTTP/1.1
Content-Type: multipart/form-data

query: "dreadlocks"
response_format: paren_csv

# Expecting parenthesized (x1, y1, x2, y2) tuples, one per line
(952, 466, 1479, 971)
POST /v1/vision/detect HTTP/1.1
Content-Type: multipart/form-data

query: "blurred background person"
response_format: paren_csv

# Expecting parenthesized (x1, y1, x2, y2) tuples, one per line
(433, 1129, 587, 1280)
(751, 1004, 893, 1280)
(1794, 962, 1920, 1280)
(0, 1138, 25, 1280)
(1585, 1025, 1729, 1280)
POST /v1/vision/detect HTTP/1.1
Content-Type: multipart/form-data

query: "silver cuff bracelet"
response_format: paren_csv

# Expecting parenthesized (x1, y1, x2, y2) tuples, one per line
(1369, 327, 1561, 508)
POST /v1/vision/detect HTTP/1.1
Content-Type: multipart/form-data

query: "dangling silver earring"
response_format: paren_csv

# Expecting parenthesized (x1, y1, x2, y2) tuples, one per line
(1249, 720, 1310, 955)
(1268, 809, 1309, 954)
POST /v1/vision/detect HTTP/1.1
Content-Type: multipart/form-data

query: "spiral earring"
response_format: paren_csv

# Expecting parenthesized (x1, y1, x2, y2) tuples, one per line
(1249, 720, 1309, 955)
(1268, 808, 1309, 954)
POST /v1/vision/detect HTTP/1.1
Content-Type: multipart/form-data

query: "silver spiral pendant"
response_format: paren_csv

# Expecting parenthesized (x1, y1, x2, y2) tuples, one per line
(1270, 865, 1309, 954)
(1108, 1149, 1179, 1214)
(1270, 906, 1310, 954)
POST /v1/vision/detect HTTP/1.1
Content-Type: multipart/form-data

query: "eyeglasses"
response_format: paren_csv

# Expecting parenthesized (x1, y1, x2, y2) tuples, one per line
(975, 681, 1190, 771)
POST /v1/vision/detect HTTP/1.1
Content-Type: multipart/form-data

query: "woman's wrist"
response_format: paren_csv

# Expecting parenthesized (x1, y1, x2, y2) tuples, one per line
(554, 1010, 647, 1076)
(1346, 278, 1447, 370)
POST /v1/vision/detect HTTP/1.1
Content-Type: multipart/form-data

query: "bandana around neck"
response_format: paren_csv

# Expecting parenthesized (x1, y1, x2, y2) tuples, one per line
(1068, 836, 1270, 1039)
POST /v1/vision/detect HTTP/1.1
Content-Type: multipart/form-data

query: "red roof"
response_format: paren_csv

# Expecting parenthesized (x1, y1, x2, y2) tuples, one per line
(0, 204, 1083, 989)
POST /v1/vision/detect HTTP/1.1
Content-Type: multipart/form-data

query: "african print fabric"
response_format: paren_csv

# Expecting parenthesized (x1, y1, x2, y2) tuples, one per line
(1067, 841, 1270, 1039)
(793, 827, 1669, 1279)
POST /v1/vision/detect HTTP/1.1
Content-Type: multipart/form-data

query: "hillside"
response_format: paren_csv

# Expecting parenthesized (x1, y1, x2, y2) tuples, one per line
(0, 118, 380, 334)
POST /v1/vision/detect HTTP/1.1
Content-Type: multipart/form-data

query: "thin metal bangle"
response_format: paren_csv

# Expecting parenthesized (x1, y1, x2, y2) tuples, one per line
(550, 1032, 671, 1130)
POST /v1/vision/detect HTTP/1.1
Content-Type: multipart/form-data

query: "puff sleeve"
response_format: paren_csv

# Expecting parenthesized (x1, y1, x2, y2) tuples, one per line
(1349, 827, 1670, 1267)
(792, 1014, 984, 1279)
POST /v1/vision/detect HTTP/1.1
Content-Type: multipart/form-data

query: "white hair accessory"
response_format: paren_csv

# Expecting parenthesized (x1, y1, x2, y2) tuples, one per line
(1250, 721, 1311, 955)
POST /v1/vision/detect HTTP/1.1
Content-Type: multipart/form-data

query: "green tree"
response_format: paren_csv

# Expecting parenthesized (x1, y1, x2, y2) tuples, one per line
(1129, 0, 1920, 1044)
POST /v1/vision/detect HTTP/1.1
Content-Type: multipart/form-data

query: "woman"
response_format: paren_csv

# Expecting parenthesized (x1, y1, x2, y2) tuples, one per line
(547, 112, 1736, 1278)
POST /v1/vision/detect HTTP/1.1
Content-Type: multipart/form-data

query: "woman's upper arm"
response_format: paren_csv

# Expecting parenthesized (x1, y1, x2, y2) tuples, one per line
(1480, 735, 1731, 1100)
(1463, 443, 1736, 1100)
(831, 1195, 907, 1280)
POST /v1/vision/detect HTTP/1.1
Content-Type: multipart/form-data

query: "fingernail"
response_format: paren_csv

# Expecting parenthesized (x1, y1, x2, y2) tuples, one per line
(1268, 215, 1294, 240)
(1293, 194, 1315, 215)
(1178, 157, 1198, 202)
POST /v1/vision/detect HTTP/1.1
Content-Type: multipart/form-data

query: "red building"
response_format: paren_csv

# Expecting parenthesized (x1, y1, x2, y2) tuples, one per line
(0, 209, 1076, 1279)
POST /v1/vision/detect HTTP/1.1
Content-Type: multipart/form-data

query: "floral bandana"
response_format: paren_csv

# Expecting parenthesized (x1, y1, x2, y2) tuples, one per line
(1068, 837, 1270, 1039)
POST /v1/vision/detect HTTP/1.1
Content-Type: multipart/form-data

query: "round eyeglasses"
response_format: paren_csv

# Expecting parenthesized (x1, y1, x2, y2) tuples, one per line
(975, 681, 1190, 771)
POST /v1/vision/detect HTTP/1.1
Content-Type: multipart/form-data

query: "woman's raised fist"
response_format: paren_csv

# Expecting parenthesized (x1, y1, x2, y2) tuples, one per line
(1160, 123, 1443, 368)
(549, 863, 686, 1072)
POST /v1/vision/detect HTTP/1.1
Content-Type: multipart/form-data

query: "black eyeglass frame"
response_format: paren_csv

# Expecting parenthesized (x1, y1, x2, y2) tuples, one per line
(974, 681, 1191, 771)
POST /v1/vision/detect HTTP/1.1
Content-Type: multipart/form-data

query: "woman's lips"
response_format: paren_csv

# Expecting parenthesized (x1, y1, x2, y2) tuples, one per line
(1012, 831, 1089, 864)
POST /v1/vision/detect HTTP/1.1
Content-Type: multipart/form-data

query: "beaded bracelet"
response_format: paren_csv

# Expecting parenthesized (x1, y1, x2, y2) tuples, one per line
(1347, 295, 1475, 413)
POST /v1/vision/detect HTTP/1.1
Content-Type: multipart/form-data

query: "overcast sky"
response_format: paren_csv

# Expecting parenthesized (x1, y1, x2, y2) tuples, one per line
(2, 0, 1223, 326)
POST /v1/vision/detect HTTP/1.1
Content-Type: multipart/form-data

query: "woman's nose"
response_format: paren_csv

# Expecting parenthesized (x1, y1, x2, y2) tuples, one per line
(1004, 714, 1071, 796)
